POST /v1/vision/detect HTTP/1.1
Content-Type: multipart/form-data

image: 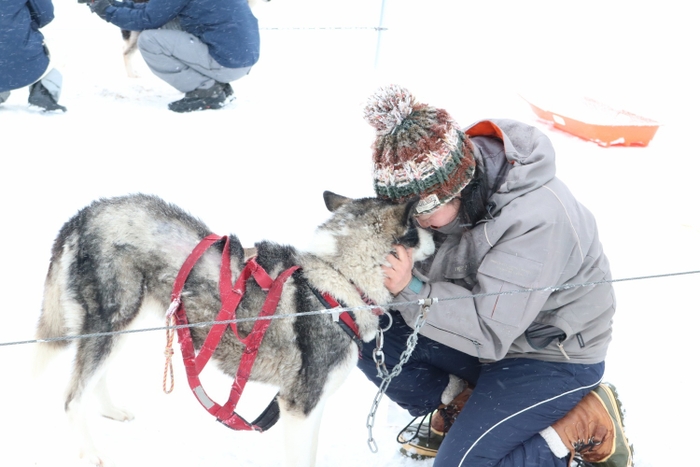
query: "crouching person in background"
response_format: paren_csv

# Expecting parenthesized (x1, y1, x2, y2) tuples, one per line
(86, 0, 260, 113)
(0, 0, 67, 112)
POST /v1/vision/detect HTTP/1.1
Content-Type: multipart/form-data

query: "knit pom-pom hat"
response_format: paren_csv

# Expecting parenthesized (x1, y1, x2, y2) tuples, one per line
(364, 84, 476, 214)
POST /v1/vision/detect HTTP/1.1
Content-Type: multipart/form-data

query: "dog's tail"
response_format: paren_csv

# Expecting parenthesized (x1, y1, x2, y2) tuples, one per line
(31, 254, 82, 379)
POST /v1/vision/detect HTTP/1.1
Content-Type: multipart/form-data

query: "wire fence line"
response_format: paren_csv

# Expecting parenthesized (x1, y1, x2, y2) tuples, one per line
(1, 269, 697, 349)
(260, 26, 388, 31)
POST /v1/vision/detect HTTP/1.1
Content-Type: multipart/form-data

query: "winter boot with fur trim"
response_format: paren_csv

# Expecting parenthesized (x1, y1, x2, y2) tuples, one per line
(430, 383, 474, 435)
(551, 383, 633, 466)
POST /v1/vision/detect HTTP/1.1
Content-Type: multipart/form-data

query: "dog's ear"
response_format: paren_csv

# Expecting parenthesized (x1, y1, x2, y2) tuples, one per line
(323, 191, 351, 212)
(402, 196, 421, 226)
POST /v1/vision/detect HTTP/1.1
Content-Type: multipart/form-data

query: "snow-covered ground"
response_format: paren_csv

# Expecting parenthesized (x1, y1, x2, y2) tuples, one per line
(1, 1, 698, 466)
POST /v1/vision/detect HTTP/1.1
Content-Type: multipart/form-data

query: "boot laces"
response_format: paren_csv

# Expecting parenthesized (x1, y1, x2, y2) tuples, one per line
(574, 436, 602, 454)
(571, 453, 596, 467)
(570, 437, 602, 467)
(396, 412, 434, 444)
(437, 403, 460, 433)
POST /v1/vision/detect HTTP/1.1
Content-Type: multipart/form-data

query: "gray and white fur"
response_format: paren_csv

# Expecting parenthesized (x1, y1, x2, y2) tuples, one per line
(34, 192, 435, 467)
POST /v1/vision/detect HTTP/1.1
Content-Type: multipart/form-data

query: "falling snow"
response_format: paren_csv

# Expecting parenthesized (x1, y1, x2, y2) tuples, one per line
(1, 1, 698, 466)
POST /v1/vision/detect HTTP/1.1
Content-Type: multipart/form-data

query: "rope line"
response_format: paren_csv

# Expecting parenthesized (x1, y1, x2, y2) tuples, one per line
(162, 314, 176, 394)
(2, 269, 697, 348)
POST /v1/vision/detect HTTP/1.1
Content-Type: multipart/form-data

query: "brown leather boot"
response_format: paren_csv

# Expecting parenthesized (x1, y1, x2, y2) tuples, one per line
(430, 384, 474, 436)
(398, 384, 475, 460)
(552, 383, 633, 466)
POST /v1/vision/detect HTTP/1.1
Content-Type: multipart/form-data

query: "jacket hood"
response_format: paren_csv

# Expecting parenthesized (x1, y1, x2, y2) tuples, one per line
(465, 119, 557, 215)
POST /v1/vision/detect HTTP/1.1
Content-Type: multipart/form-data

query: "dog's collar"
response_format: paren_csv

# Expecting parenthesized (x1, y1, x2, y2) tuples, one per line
(352, 284, 384, 316)
(308, 257, 384, 317)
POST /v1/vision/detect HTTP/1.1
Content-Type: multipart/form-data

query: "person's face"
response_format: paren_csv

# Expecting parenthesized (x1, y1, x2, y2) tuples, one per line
(415, 198, 461, 229)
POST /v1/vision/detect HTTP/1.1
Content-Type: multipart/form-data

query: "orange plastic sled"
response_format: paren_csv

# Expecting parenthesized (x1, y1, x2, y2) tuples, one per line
(521, 95, 660, 147)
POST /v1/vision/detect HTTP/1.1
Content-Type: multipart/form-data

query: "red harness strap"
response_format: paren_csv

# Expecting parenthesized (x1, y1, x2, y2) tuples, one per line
(317, 292, 362, 347)
(168, 234, 298, 431)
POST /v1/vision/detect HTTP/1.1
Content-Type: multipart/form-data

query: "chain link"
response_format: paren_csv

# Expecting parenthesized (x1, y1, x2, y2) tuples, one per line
(366, 298, 435, 452)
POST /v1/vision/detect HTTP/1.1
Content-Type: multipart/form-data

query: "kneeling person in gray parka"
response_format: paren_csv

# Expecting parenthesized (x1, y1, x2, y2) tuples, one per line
(88, 0, 260, 113)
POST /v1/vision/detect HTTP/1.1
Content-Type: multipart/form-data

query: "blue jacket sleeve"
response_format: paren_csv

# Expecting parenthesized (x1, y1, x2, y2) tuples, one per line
(104, 0, 186, 31)
(27, 0, 54, 28)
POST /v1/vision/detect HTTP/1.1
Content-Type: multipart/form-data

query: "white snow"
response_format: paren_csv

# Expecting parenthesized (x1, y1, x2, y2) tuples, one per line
(1, 1, 699, 466)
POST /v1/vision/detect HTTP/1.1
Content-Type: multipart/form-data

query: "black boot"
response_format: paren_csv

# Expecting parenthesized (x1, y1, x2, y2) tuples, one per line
(221, 82, 233, 98)
(168, 82, 233, 113)
(28, 82, 67, 112)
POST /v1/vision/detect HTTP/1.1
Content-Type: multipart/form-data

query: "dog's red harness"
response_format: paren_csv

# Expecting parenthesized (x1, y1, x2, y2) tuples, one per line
(167, 234, 361, 431)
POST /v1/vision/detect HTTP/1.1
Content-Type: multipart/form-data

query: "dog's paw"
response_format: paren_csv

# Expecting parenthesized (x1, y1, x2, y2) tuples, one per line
(79, 448, 113, 467)
(100, 406, 134, 422)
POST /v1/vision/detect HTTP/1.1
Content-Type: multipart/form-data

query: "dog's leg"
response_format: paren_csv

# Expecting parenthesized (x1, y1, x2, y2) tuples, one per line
(92, 324, 137, 422)
(278, 397, 327, 467)
(65, 326, 136, 466)
(278, 349, 358, 467)
(65, 336, 114, 465)
(95, 372, 134, 421)
(65, 338, 115, 466)
(122, 30, 140, 78)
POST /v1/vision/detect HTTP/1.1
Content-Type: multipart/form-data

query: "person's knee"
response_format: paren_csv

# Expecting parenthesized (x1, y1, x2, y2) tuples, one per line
(137, 30, 158, 54)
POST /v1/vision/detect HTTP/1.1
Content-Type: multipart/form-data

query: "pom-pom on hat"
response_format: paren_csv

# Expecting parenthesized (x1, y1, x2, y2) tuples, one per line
(364, 85, 476, 214)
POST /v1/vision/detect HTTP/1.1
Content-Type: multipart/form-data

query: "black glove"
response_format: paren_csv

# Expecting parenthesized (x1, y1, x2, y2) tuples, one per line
(89, 0, 112, 19)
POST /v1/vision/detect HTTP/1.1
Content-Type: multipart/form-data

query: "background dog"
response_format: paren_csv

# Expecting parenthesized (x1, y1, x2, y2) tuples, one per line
(119, 0, 148, 77)
(33, 192, 434, 467)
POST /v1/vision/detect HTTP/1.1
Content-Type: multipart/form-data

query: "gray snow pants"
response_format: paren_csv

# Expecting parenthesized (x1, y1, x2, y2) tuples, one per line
(137, 28, 252, 93)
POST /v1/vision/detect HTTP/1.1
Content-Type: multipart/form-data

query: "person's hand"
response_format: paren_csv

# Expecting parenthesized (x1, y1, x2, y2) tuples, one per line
(89, 0, 112, 19)
(382, 245, 414, 295)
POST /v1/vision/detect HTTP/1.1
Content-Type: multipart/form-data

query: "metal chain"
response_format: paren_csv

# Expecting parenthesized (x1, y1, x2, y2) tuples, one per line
(366, 298, 435, 453)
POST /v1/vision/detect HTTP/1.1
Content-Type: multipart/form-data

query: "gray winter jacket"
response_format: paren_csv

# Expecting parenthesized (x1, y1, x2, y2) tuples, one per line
(394, 119, 615, 364)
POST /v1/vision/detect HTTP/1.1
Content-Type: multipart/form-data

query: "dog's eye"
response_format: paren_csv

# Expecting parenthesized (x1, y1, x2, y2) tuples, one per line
(395, 227, 419, 249)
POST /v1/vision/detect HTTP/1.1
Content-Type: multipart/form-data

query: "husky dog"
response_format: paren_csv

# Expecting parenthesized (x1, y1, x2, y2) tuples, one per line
(34, 192, 434, 467)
